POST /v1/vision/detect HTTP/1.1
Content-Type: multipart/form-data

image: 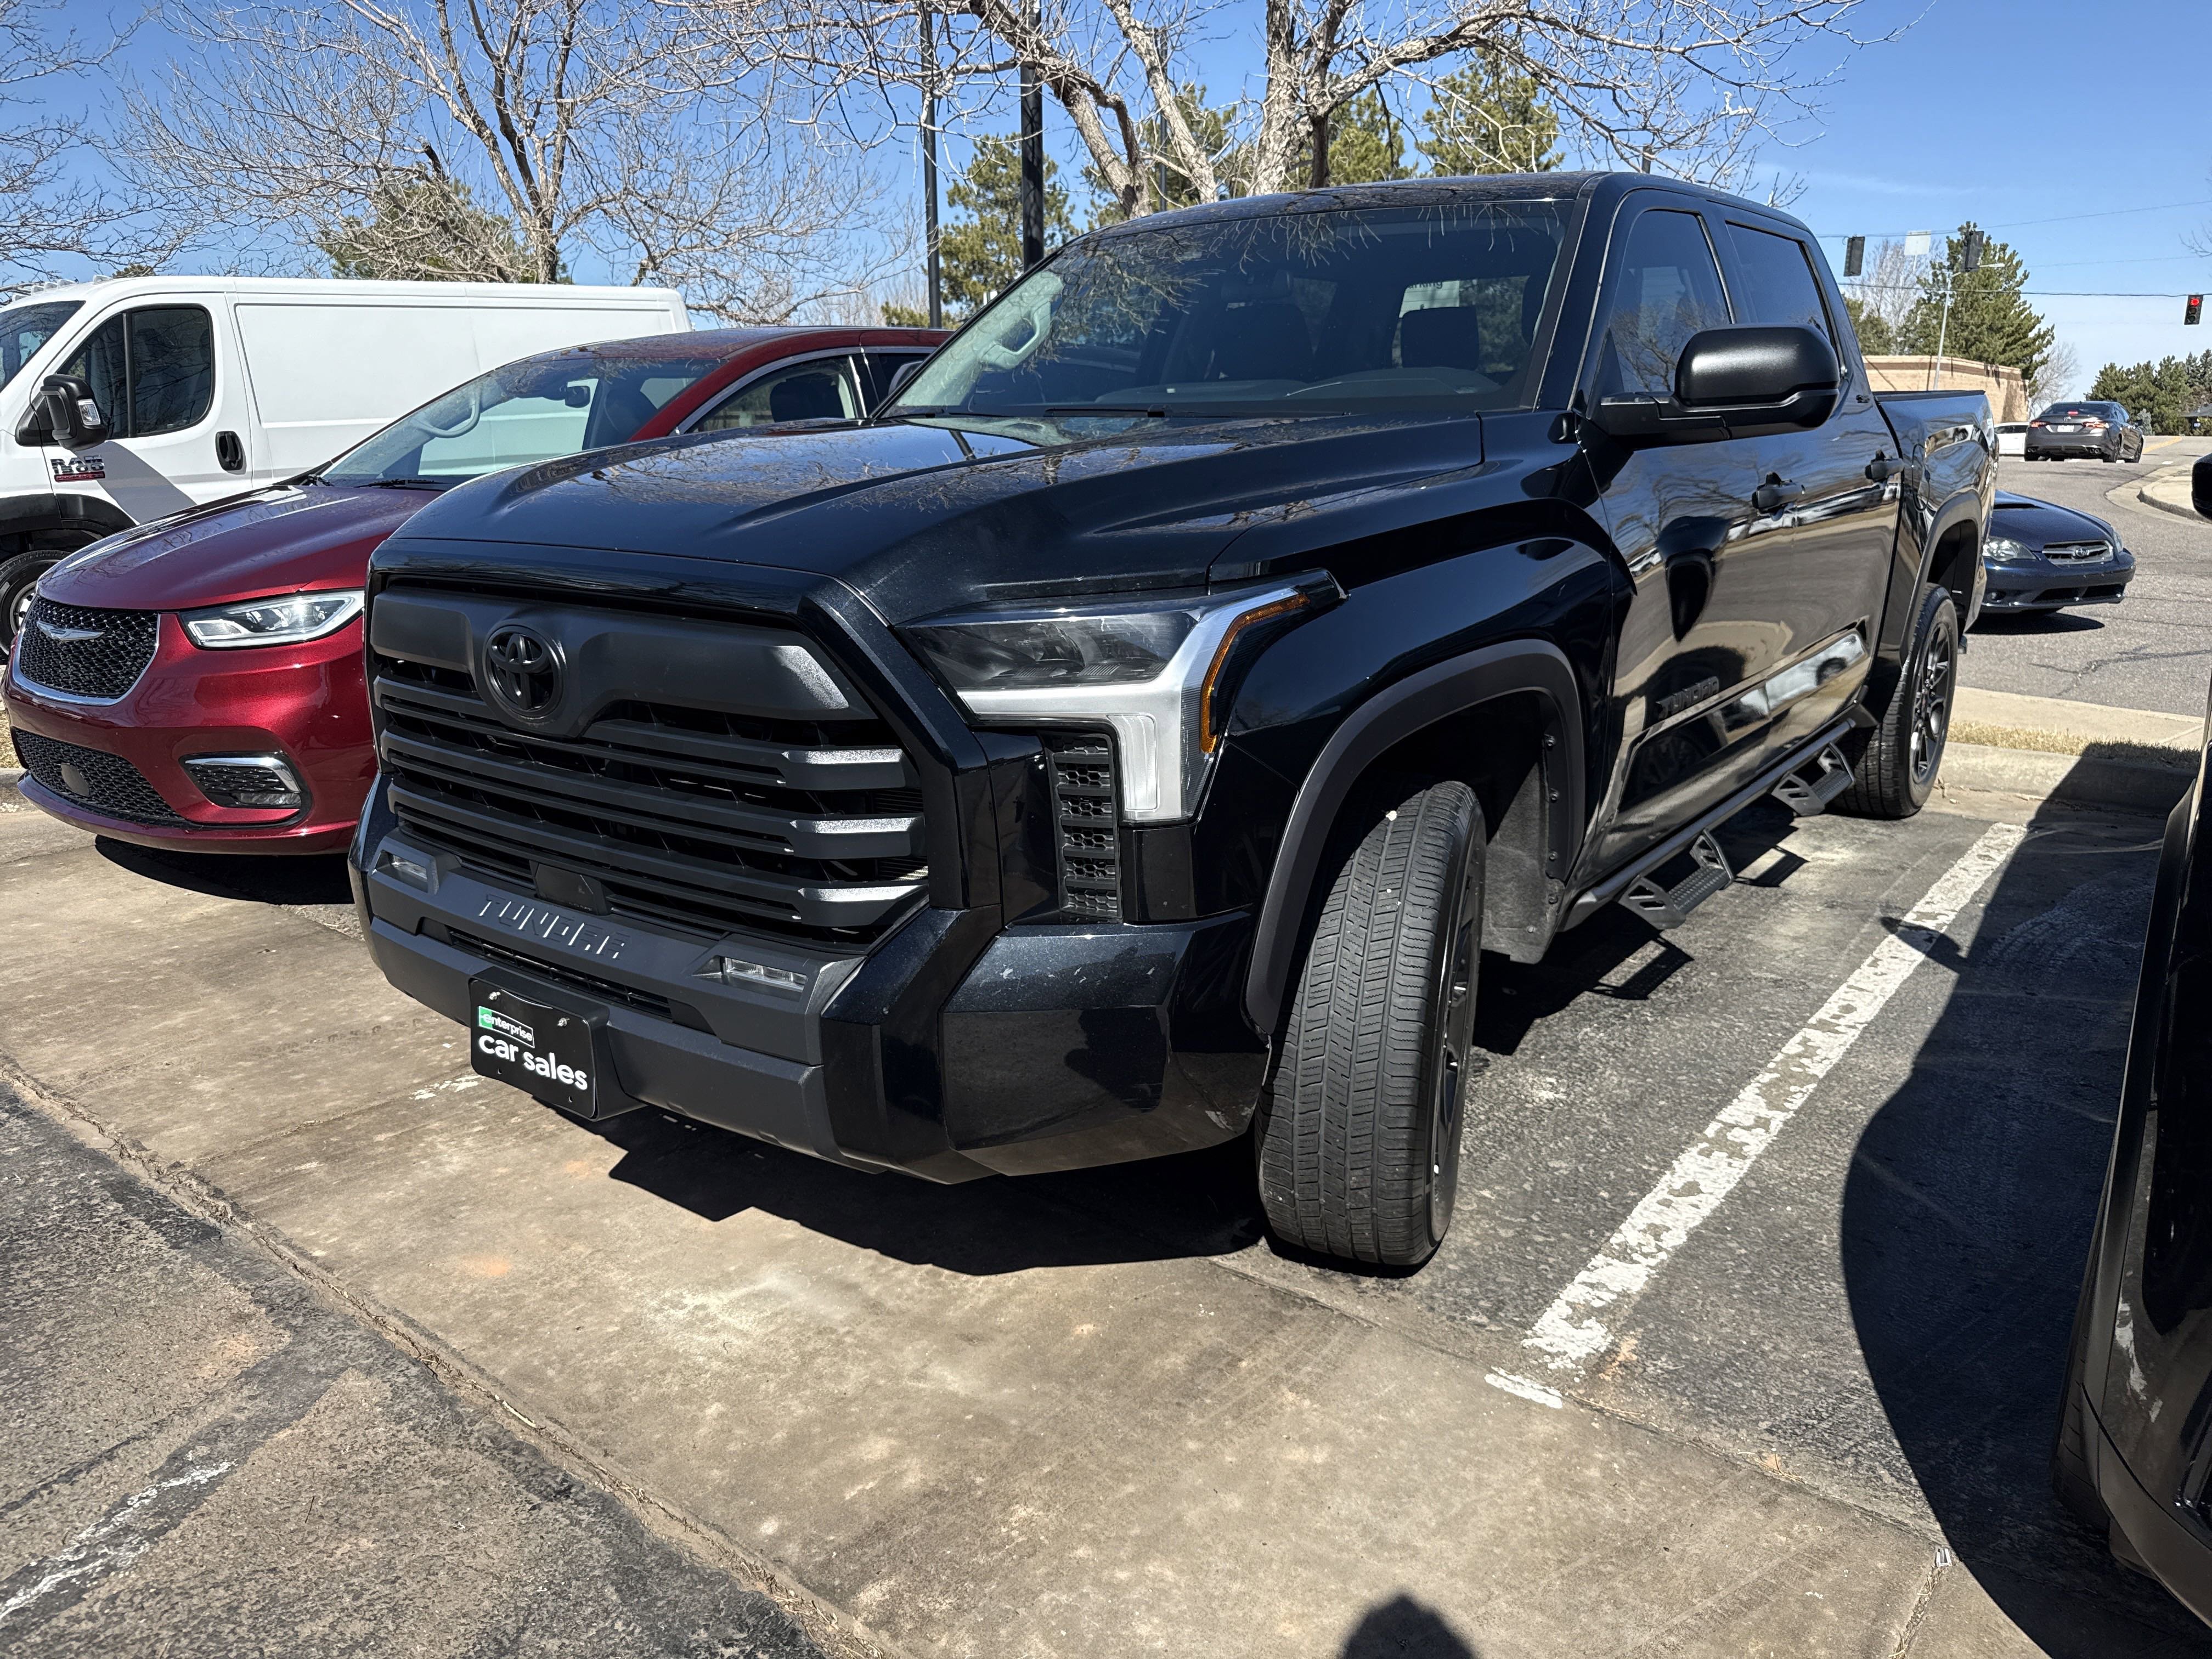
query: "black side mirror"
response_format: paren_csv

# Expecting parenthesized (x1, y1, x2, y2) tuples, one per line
(2193, 452, 2211, 520)
(1590, 325, 1839, 446)
(884, 357, 928, 402)
(15, 374, 112, 449)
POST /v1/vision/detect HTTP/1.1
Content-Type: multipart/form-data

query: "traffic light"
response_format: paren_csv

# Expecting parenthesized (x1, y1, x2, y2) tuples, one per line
(1844, 236, 1865, 278)
(1961, 230, 1983, 272)
(2189, 294, 2204, 325)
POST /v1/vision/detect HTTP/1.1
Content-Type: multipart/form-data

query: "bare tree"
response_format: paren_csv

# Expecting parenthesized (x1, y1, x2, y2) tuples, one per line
(728, 0, 1890, 222)
(2025, 336, 2079, 409)
(1842, 236, 1918, 348)
(0, 0, 178, 285)
(125, 0, 894, 318)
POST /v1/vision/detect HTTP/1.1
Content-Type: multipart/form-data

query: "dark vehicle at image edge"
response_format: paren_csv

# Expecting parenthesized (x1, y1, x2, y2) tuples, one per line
(2056, 480, 2212, 1617)
(351, 172, 1994, 1272)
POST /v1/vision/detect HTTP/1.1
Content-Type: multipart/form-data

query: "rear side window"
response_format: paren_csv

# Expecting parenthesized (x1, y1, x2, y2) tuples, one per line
(692, 357, 863, 431)
(1724, 223, 1833, 340)
(53, 304, 215, 439)
(1593, 208, 1731, 399)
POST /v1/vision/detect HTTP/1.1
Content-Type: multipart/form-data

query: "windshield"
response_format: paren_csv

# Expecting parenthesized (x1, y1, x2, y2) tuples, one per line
(0, 300, 82, 392)
(322, 347, 729, 487)
(892, 200, 1569, 420)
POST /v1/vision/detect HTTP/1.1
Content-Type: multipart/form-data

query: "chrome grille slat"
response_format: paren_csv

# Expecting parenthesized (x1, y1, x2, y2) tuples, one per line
(14, 600, 159, 700)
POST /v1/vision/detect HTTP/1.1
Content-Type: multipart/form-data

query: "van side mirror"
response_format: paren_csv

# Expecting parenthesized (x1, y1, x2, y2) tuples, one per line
(1589, 325, 1839, 446)
(14, 374, 111, 449)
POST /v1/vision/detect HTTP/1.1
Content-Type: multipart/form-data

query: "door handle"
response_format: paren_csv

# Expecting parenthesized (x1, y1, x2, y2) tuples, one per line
(1865, 453, 1896, 483)
(1752, 476, 1803, 514)
(215, 430, 245, 473)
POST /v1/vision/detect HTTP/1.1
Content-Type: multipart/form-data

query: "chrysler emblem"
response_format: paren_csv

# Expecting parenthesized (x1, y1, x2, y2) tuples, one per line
(38, 619, 103, 644)
(482, 623, 563, 720)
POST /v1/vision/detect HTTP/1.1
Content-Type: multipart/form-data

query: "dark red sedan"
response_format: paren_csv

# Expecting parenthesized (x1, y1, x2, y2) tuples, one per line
(2, 325, 941, 854)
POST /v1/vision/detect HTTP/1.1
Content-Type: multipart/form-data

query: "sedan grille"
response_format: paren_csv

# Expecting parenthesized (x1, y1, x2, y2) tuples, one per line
(14, 599, 160, 699)
(15, 730, 186, 826)
(2043, 540, 2114, 565)
(373, 653, 928, 949)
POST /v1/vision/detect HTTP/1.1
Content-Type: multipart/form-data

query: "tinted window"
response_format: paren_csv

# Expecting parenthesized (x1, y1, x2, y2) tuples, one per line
(126, 306, 214, 436)
(1594, 208, 1731, 398)
(893, 200, 1570, 416)
(1724, 223, 1832, 338)
(693, 357, 862, 431)
(0, 300, 81, 391)
(56, 316, 127, 432)
(323, 349, 729, 485)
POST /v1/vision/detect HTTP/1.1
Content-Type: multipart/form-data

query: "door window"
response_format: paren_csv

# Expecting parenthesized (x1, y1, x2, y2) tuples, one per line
(53, 305, 215, 438)
(1594, 210, 1731, 399)
(859, 351, 934, 409)
(1723, 223, 1835, 340)
(692, 357, 862, 431)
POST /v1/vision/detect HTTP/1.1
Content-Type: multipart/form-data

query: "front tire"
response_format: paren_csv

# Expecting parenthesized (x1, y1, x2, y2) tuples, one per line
(1836, 583, 1959, 820)
(1257, 780, 1482, 1269)
(0, 550, 60, 657)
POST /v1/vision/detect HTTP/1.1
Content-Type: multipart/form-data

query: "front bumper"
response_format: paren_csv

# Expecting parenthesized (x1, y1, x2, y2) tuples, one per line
(2, 614, 373, 853)
(1979, 549, 2135, 612)
(354, 796, 1265, 1182)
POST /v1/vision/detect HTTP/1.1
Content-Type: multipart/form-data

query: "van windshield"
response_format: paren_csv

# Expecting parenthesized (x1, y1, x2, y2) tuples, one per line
(321, 348, 729, 488)
(0, 300, 82, 391)
(889, 200, 1568, 420)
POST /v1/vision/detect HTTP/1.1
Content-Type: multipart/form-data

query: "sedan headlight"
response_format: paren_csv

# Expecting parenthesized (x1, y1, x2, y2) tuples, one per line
(904, 579, 1338, 822)
(182, 590, 364, 648)
(1984, 536, 2036, 564)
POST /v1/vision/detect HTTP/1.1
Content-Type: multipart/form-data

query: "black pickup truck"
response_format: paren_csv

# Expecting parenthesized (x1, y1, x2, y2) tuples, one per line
(350, 172, 1994, 1269)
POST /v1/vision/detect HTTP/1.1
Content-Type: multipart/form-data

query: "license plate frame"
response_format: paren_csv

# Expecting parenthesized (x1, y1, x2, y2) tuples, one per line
(468, 977, 601, 1116)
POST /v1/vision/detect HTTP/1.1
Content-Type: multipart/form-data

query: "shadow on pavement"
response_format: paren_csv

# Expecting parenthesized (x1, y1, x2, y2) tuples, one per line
(1839, 796, 2212, 1655)
(1339, 1594, 1479, 1657)
(582, 1105, 1267, 1274)
(1972, 610, 2106, 635)
(94, 837, 354, 906)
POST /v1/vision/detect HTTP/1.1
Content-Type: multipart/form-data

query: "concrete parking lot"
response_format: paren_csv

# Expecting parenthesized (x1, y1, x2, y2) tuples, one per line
(4, 745, 2210, 1655)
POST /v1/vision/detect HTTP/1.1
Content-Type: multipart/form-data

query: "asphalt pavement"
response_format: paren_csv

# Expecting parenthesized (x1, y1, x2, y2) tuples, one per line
(1965, 438, 2212, 716)
(4, 763, 2209, 1654)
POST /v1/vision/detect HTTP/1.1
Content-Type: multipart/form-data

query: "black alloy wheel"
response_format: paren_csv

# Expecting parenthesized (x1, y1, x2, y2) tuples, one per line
(1836, 582, 1960, 820)
(1257, 778, 1484, 1268)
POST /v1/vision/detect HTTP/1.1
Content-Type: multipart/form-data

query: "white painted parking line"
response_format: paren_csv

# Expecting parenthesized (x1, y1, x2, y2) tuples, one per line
(1487, 821, 2028, 1401)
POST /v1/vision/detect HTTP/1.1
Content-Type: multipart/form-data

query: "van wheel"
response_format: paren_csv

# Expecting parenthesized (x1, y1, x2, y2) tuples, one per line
(1257, 779, 1482, 1269)
(1836, 583, 1958, 821)
(0, 551, 63, 656)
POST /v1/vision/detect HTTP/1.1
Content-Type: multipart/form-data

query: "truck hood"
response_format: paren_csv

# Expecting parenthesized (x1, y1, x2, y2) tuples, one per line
(41, 481, 428, 612)
(385, 413, 1488, 620)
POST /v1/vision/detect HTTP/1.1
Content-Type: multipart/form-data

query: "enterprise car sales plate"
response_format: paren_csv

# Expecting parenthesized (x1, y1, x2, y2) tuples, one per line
(469, 979, 596, 1114)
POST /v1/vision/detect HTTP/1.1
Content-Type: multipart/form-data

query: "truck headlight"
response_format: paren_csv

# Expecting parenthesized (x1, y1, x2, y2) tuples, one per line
(182, 590, 364, 648)
(1983, 536, 2035, 564)
(904, 578, 1336, 822)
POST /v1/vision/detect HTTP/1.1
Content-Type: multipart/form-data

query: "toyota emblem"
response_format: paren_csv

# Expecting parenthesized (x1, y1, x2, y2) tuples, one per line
(482, 624, 563, 720)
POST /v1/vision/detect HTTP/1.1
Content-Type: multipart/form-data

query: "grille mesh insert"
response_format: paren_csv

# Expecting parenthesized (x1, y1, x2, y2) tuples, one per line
(16, 730, 185, 825)
(14, 600, 159, 699)
(1045, 733, 1121, 921)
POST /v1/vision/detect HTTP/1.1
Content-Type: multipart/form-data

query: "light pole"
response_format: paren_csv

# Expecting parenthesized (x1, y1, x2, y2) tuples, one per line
(1018, 0, 1045, 269)
(1927, 227, 1983, 391)
(919, 0, 941, 328)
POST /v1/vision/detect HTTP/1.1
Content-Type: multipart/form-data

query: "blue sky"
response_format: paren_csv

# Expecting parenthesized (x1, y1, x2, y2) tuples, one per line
(42, 1, 2212, 393)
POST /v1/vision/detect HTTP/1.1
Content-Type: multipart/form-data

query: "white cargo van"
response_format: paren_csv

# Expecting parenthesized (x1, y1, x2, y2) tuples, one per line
(0, 275, 688, 650)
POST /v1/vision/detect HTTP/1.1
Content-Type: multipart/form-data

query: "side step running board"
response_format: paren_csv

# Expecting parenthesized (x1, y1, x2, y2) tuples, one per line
(1771, 742, 1855, 817)
(1620, 830, 1733, 929)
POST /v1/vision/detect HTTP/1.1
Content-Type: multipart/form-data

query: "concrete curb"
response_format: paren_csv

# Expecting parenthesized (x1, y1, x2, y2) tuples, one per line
(1938, 741, 2191, 817)
(2135, 466, 2203, 523)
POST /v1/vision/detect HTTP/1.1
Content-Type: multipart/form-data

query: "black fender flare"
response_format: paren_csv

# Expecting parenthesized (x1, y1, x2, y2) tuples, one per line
(0, 490, 134, 548)
(1916, 488, 1986, 612)
(1242, 638, 1585, 1037)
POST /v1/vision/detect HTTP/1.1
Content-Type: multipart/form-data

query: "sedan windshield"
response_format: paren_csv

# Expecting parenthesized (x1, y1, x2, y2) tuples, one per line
(891, 200, 1569, 420)
(322, 347, 730, 487)
(0, 300, 82, 391)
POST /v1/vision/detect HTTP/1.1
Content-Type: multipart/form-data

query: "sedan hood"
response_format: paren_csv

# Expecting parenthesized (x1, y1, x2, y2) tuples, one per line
(387, 414, 1489, 620)
(41, 482, 430, 612)
(1989, 492, 2116, 548)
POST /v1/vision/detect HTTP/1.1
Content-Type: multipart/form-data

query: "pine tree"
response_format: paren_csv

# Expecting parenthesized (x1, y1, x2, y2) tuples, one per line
(1842, 295, 1893, 355)
(317, 174, 535, 282)
(1897, 224, 2054, 391)
(1417, 52, 1562, 175)
(917, 136, 1074, 324)
(2089, 351, 2212, 433)
(1325, 91, 1414, 185)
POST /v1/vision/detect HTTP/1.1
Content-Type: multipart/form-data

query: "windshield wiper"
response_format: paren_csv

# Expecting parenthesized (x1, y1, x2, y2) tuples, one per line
(1043, 404, 1169, 417)
(359, 476, 454, 490)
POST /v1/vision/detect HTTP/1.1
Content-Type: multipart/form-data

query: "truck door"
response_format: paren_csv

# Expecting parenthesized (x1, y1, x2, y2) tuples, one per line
(39, 299, 247, 526)
(1584, 200, 1778, 860)
(1711, 215, 1896, 759)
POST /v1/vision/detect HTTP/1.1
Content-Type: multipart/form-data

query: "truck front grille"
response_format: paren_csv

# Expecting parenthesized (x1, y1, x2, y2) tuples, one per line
(1045, 733, 1122, 921)
(15, 730, 186, 826)
(373, 656, 928, 949)
(14, 600, 160, 699)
